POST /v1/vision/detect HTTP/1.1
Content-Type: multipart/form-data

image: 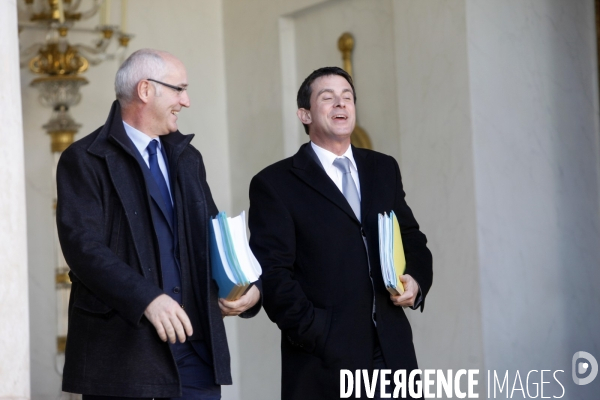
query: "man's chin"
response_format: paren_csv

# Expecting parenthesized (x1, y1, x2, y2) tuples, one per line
(333, 131, 353, 140)
(331, 125, 354, 136)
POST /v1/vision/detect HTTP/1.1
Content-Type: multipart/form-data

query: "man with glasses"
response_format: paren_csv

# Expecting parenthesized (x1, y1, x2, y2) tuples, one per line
(56, 48, 261, 400)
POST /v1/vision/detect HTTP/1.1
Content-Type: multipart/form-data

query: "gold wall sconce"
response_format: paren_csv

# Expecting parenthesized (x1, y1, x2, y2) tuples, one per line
(338, 32, 372, 150)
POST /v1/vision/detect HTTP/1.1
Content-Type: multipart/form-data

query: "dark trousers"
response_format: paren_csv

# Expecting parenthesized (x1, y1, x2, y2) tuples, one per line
(371, 336, 423, 400)
(372, 343, 387, 400)
(371, 335, 423, 399)
(82, 341, 220, 400)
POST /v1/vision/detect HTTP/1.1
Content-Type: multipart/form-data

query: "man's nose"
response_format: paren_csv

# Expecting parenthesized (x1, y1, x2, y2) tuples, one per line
(334, 95, 346, 108)
(180, 91, 191, 108)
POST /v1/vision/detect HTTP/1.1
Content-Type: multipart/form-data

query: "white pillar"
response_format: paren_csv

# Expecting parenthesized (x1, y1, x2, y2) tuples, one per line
(395, 0, 600, 397)
(467, 1, 600, 396)
(0, 1, 31, 399)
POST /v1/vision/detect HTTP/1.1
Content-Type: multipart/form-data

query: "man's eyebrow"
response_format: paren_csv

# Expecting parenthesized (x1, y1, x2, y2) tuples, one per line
(316, 88, 353, 96)
(179, 83, 189, 88)
(316, 88, 334, 97)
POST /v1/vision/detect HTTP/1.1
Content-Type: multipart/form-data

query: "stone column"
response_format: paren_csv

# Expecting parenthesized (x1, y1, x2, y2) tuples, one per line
(467, 1, 600, 397)
(394, 0, 600, 397)
(0, 1, 31, 399)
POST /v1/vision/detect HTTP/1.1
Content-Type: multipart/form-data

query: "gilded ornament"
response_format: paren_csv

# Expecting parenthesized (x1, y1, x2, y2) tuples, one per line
(29, 43, 89, 75)
(337, 32, 373, 150)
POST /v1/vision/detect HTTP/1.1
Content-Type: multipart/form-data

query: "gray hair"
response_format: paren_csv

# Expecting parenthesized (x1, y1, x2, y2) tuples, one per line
(115, 48, 168, 105)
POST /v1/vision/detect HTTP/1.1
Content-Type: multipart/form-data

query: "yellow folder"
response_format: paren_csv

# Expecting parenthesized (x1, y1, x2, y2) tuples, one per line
(391, 212, 406, 294)
(378, 211, 406, 295)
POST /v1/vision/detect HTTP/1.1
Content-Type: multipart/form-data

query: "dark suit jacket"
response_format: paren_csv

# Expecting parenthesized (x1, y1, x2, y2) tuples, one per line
(56, 101, 260, 397)
(249, 143, 432, 399)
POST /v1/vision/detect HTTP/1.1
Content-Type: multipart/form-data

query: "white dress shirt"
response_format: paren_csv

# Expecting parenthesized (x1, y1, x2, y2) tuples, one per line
(310, 141, 360, 199)
(122, 121, 172, 202)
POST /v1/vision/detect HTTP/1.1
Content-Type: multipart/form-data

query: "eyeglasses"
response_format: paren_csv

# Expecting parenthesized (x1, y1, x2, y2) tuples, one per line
(147, 78, 187, 94)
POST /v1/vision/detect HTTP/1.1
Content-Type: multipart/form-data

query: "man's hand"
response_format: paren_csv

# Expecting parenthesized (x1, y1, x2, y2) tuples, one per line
(144, 294, 193, 343)
(219, 285, 260, 317)
(390, 274, 418, 307)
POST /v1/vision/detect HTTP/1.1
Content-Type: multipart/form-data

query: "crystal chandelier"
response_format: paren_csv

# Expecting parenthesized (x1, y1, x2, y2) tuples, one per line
(18, 0, 133, 151)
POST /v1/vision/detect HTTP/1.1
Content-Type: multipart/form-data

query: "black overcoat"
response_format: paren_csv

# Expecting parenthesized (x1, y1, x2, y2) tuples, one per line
(248, 143, 433, 399)
(56, 101, 259, 397)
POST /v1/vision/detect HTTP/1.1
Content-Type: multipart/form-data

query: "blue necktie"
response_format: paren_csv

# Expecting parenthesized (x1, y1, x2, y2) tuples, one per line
(333, 157, 361, 221)
(147, 140, 173, 217)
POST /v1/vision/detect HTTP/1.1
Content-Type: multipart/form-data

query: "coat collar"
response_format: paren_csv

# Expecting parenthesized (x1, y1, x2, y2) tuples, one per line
(87, 100, 194, 232)
(87, 100, 194, 161)
(354, 146, 375, 224)
(291, 142, 375, 225)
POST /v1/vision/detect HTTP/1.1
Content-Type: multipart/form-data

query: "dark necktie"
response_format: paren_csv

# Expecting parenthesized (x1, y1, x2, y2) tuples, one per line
(332, 157, 361, 221)
(147, 140, 173, 216)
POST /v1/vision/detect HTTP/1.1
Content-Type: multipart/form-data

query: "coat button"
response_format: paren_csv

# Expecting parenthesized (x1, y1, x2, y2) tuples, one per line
(173, 286, 181, 294)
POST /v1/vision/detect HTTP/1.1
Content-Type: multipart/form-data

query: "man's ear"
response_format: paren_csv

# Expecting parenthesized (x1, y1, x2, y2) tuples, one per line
(137, 80, 152, 104)
(297, 108, 311, 125)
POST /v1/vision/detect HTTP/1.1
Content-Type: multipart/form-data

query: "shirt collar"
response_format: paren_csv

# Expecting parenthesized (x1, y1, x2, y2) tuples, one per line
(310, 141, 357, 171)
(122, 121, 162, 155)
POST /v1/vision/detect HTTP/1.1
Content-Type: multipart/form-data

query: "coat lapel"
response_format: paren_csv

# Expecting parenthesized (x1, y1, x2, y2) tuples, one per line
(291, 143, 360, 224)
(353, 147, 375, 222)
(107, 119, 175, 232)
(130, 144, 175, 231)
(87, 100, 194, 234)
(161, 129, 194, 192)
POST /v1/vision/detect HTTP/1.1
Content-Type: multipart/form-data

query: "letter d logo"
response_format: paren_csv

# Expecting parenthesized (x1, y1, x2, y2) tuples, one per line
(572, 351, 598, 385)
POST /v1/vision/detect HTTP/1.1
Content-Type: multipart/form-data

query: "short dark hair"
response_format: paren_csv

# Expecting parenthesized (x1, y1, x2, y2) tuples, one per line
(296, 66, 356, 134)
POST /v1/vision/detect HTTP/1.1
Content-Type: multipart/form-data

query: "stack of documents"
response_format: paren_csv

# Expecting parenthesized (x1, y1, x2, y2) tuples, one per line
(209, 211, 262, 300)
(378, 211, 406, 295)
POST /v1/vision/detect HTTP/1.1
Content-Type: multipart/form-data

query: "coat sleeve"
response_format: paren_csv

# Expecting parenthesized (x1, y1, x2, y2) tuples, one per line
(56, 145, 164, 325)
(391, 156, 433, 310)
(248, 173, 327, 353)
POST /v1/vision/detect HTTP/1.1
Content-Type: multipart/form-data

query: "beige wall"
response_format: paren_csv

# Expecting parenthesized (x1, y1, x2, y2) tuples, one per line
(392, 0, 484, 374)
